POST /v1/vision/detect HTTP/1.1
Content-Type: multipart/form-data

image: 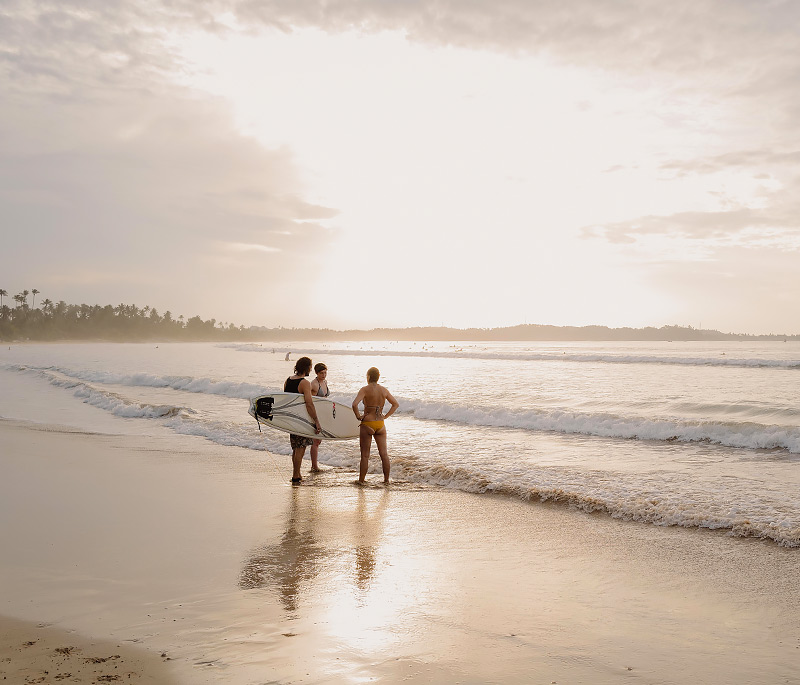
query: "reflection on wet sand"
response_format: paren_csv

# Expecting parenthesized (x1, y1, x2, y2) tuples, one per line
(239, 486, 389, 614)
(354, 489, 388, 599)
(239, 488, 330, 614)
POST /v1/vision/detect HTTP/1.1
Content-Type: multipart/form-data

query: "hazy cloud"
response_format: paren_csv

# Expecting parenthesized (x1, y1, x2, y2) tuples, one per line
(644, 245, 800, 334)
(4, 0, 800, 330)
(660, 150, 800, 177)
(229, 0, 800, 85)
(0, 0, 338, 324)
(226, 0, 800, 263)
(587, 205, 800, 243)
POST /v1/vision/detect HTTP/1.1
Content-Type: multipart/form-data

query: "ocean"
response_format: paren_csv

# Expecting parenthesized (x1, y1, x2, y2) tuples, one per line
(2, 340, 799, 547)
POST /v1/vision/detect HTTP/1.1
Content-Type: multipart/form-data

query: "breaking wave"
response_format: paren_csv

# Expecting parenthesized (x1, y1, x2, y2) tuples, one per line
(7, 363, 800, 454)
(40, 373, 190, 419)
(5, 363, 265, 400)
(402, 399, 800, 453)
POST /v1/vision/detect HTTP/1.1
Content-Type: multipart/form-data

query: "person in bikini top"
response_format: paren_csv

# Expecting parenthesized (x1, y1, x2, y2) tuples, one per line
(308, 363, 329, 472)
(351, 367, 399, 485)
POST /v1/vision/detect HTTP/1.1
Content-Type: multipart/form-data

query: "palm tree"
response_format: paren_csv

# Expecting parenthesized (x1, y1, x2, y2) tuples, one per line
(0, 289, 6, 307)
(22, 289, 29, 307)
(31, 289, 40, 308)
(41, 299, 53, 315)
(12, 294, 25, 320)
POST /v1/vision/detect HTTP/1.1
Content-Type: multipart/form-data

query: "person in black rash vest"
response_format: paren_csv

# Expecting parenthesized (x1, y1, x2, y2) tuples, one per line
(284, 356, 321, 483)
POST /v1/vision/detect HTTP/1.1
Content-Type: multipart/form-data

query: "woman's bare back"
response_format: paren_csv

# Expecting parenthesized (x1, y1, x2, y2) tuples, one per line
(361, 383, 388, 420)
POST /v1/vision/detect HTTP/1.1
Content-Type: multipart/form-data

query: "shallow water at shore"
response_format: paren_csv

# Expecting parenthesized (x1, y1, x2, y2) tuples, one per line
(2, 340, 800, 545)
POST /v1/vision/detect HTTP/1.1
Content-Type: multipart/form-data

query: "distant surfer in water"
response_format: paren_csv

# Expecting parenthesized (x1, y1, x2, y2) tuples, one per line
(352, 367, 399, 485)
(284, 356, 321, 483)
(309, 362, 329, 472)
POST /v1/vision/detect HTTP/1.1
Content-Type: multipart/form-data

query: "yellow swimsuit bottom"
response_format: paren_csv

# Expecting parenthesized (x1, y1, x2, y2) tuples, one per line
(361, 420, 385, 432)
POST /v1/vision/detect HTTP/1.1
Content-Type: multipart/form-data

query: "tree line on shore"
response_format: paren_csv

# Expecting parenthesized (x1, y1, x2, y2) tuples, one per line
(1, 290, 797, 342)
(0, 289, 240, 341)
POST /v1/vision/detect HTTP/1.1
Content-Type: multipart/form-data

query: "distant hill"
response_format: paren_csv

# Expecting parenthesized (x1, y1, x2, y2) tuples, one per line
(250, 324, 799, 342)
(2, 299, 797, 342)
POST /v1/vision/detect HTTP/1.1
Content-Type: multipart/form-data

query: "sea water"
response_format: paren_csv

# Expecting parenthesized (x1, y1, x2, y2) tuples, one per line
(1, 340, 799, 547)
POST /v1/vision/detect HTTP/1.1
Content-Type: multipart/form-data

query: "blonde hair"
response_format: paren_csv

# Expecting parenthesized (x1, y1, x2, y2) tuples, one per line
(366, 367, 380, 383)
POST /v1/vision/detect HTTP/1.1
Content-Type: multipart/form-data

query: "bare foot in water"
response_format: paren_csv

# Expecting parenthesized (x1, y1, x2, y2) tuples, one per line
(355, 479, 367, 486)
(310, 467, 323, 473)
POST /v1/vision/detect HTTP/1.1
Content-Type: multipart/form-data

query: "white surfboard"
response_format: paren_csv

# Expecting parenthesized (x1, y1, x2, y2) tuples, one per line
(249, 392, 360, 440)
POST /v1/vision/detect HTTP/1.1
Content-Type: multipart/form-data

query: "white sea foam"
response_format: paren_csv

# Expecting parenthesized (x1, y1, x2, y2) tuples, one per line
(412, 464, 800, 548)
(7, 363, 800, 453)
(165, 417, 292, 456)
(220, 343, 800, 369)
(317, 451, 800, 547)
(401, 399, 800, 453)
(5, 364, 266, 400)
(46, 375, 190, 419)
(5, 359, 798, 546)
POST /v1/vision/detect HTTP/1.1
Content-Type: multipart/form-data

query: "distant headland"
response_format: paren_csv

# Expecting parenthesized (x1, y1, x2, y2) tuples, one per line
(0, 296, 797, 342)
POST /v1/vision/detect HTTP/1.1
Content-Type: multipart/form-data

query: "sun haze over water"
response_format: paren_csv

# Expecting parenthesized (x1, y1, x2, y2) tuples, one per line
(2, 2, 800, 334)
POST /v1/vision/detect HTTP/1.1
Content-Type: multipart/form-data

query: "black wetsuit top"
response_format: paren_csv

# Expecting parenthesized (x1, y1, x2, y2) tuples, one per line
(284, 377, 302, 393)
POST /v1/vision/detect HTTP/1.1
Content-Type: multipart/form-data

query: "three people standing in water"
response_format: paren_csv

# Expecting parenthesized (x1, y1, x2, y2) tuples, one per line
(283, 358, 398, 485)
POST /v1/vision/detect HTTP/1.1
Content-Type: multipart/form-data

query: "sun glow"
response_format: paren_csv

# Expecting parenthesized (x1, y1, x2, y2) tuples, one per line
(164, 25, 788, 329)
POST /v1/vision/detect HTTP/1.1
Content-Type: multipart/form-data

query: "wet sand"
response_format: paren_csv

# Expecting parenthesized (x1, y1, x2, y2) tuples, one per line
(1, 419, 799, 684)
(0, 614, 179, 683)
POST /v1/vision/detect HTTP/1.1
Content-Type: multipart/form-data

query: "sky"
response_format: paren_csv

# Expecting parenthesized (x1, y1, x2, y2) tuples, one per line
(1, 0, 799, 333)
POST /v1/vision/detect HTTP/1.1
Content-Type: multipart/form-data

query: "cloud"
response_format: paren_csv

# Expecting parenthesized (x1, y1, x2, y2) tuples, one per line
(225, 242, 282, 254)
(660, 150, 800, 177)
(0, 0, 338, 324)
(585, 132, 800, 247)
(644, 244, 800, 334)
(586, 205, 800, 243)
(226, 1, 800, 163)
(228, 0, 800, 79)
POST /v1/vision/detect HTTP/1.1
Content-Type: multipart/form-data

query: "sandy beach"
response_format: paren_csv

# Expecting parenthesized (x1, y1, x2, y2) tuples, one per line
(1, 418, 799, 684)
(0, 614, 179, 683)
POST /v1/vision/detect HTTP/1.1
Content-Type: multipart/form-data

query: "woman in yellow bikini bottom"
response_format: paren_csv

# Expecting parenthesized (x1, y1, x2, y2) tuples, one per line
(352, 367, 400, 484)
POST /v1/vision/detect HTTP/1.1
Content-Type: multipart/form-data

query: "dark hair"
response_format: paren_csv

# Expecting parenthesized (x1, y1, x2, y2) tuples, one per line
(314, 362, 327, 374)
(366, 367, 380, 383)
(294, 356, 313, 375)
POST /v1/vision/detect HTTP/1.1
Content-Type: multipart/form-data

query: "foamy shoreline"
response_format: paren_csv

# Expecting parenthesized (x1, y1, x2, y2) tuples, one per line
(1, 419, 799, 684)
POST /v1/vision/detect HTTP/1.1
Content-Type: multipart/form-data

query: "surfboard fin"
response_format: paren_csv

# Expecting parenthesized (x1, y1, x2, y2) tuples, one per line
(255, 396, 275, 421)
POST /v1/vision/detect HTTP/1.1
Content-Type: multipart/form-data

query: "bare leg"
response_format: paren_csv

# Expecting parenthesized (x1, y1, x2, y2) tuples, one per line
(358, 425, 375, 483)
(374, 430, 390, 483)
(292, 446, 305, 481)
(310, 439, 322, 472)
